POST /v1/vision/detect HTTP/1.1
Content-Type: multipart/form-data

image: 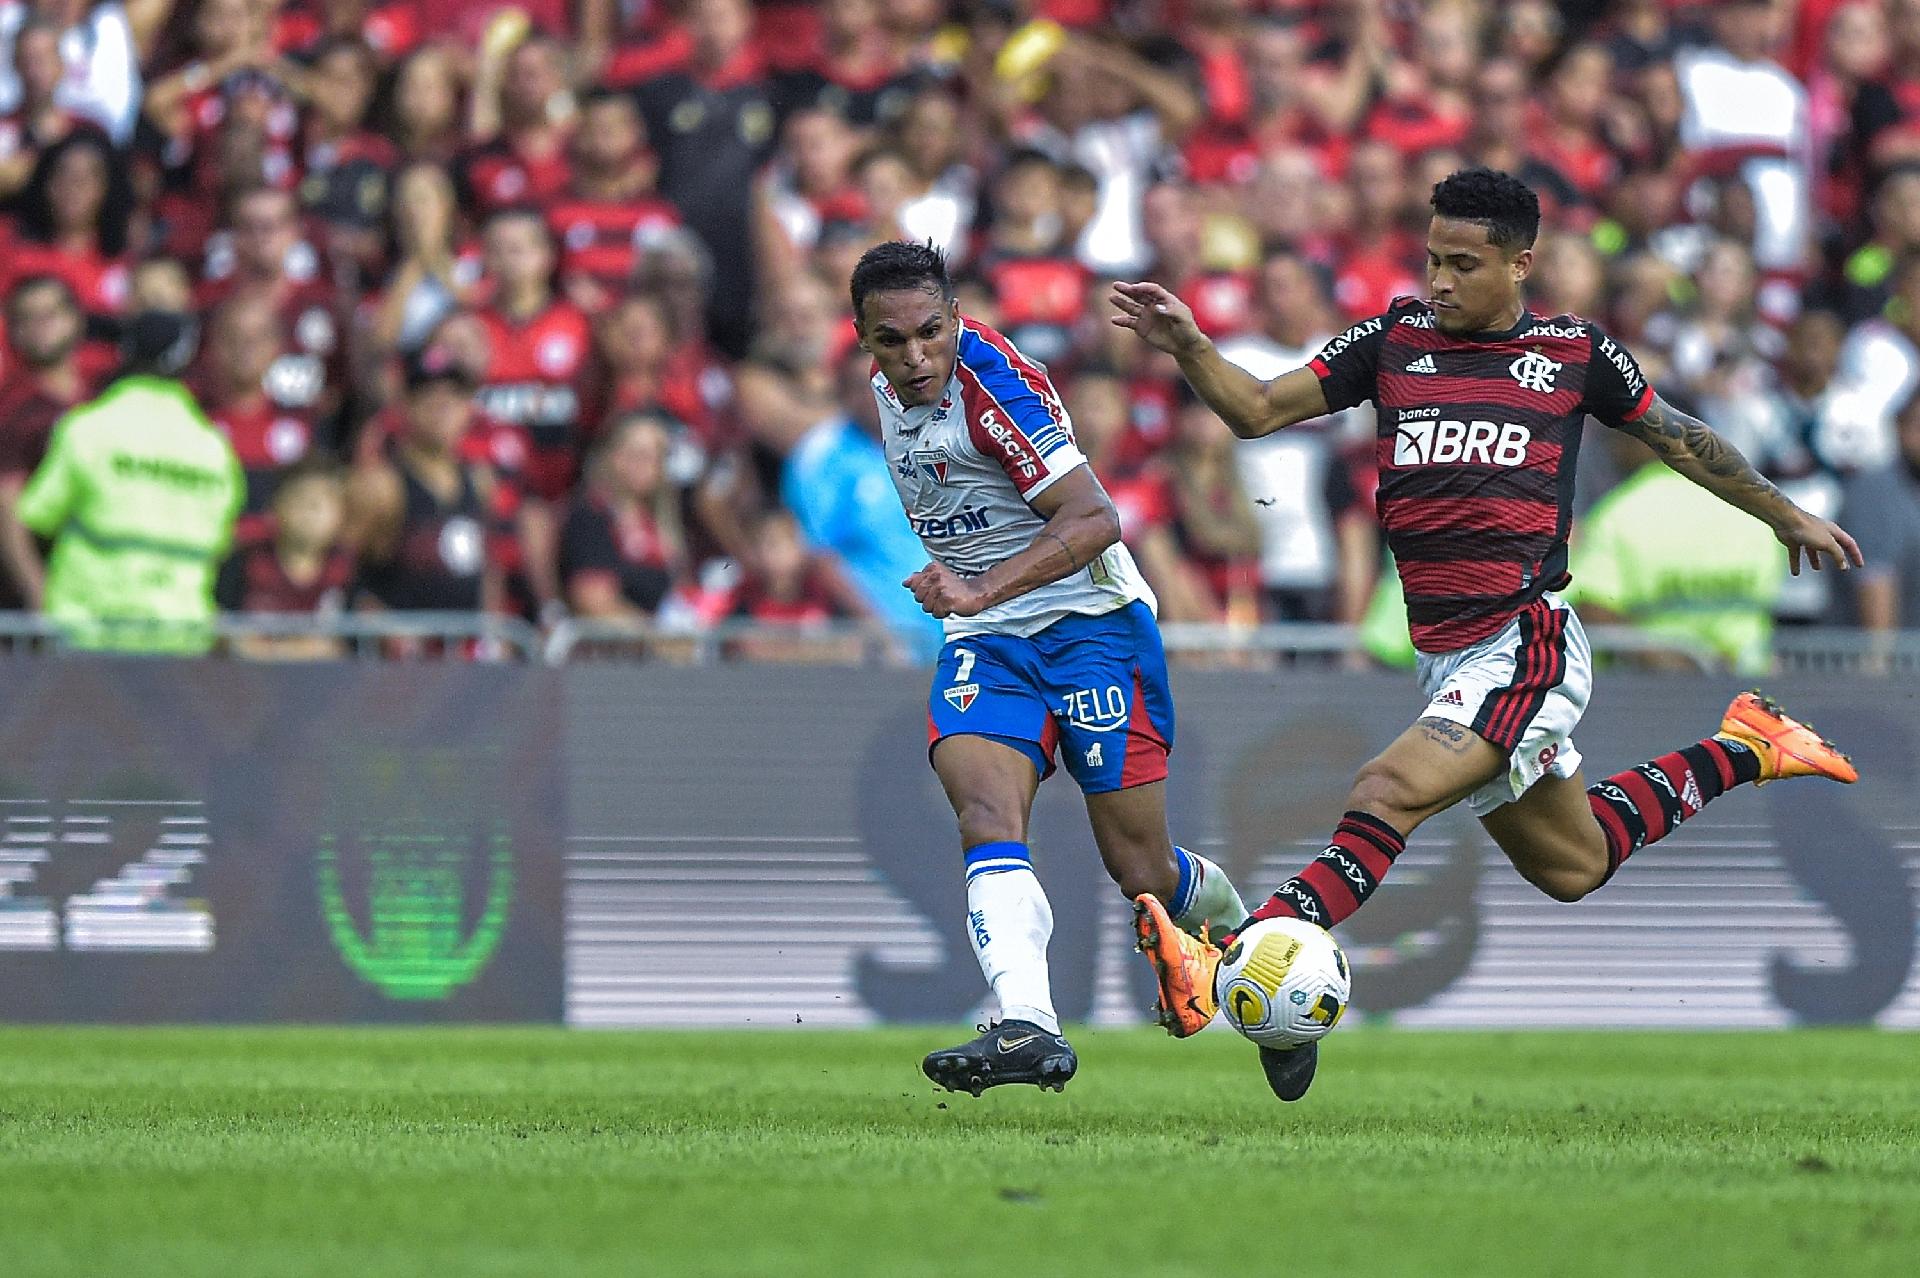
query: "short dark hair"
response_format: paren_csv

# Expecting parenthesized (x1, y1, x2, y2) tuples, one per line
(1430, 168, 1541, 252)
(5, 272, 78, 320)
(849, 240, 953, 324)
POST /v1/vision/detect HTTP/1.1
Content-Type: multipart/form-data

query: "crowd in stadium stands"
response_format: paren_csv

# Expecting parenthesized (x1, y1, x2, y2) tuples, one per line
(0, 0, 1916, 664)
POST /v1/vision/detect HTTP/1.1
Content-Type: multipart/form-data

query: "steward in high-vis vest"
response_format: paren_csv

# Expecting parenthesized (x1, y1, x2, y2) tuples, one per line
(16, 311, 243, 652)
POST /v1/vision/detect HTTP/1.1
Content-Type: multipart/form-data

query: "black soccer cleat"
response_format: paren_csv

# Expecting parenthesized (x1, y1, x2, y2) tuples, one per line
(922, 1019, 1077, 1096)
(1259, 1041, 1318, 1102)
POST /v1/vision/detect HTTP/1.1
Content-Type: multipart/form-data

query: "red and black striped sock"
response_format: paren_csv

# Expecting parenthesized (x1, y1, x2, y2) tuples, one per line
(1587, 737, 1763, 882)
(1227, 811, 1407, 938)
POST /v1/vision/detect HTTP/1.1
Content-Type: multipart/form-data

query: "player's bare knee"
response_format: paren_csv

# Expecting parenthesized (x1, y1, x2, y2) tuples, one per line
(1348, 758, 1426, 824)
(952, 795, 1024, 849)
(1525, 858, 1605, 903)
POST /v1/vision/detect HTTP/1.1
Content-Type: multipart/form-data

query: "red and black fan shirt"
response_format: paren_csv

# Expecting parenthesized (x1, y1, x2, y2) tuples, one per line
(1311, 296, 1654, 653)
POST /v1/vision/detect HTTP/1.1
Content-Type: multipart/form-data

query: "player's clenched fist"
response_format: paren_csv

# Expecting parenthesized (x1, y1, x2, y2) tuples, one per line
(904, 562, 987, 618)
(1109, 282, 1207, 358)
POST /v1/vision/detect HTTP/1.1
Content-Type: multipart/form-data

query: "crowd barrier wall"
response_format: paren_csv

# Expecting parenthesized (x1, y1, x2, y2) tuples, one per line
(4, 658, 1914, 1028)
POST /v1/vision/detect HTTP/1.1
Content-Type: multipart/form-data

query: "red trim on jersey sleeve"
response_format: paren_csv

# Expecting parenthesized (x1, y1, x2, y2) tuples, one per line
(960, 365, 1050, 496)
(1308, 356, 1331, 378)
(1624, 384, 1655, 422)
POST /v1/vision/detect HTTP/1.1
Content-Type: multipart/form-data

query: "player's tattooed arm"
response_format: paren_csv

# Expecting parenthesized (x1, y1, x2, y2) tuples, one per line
(903, 467, 1122, 618)
(1619, 393, 1865, 575)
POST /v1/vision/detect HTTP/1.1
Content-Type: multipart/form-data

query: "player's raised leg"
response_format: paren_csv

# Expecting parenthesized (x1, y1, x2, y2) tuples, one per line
(1042, 602, 1249, 1033)
(1084, 779, 1247, 1035)
(1482, 691, 1858, 900)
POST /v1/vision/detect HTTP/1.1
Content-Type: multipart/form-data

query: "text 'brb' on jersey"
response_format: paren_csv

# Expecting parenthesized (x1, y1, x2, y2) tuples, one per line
(1312, 297, 1654, 653)
(874, 317, 1154, 639)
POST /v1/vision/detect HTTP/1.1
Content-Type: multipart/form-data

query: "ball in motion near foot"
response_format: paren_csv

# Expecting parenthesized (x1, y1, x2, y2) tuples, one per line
(1215, 917, 1350, 1049)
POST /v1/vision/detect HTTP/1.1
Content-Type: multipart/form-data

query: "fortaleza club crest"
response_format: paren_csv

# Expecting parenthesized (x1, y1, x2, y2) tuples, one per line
(316, 823, 513, 1000)
(944, 682, 980, 712)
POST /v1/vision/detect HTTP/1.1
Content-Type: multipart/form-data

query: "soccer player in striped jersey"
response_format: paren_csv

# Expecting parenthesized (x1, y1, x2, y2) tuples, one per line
(1112, 168, 1865, 1102)
(851, 241, 1251, 1095)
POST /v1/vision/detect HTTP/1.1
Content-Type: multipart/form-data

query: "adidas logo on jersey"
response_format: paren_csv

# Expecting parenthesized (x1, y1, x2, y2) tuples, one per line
(1405, 354, 1438, 373)
(1432, 688, 1466, 707)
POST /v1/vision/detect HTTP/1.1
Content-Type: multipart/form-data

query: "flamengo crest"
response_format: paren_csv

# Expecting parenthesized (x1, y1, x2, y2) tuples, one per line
(1509, 350, 1561, 393)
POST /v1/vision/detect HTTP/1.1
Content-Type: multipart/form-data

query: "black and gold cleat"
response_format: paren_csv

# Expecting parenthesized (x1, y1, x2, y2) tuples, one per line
(922, 1020, 1077, 1096)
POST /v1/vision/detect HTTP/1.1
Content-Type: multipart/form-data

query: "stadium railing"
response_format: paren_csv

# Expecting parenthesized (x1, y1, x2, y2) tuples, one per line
(0, 613, 1909, 673)
(0, 611, 546, 661)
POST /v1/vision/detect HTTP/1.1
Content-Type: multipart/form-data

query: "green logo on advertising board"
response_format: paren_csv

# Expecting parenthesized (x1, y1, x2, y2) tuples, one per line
(317, 826, 513, 1000)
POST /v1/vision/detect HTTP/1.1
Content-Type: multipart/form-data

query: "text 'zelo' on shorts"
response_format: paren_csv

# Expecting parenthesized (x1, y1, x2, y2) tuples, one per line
(925, 601, 1174, 795)
(1414, 593, 1594, 816)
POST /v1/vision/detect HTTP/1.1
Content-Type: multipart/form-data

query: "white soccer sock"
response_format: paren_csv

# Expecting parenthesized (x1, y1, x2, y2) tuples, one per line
(962, 842, 1059, 1034)
(1170, 846, 1249, 938)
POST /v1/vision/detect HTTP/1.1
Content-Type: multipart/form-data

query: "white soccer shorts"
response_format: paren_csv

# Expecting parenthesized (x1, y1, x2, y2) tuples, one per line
(1413, 592, 1593, 816)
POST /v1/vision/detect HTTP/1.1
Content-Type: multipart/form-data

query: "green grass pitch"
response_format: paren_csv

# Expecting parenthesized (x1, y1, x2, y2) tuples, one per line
(2, 1027, 1916, 1277)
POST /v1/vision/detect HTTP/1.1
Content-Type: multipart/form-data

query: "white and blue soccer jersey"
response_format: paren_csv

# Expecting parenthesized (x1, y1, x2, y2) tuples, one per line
(874, 317, 1154, 640)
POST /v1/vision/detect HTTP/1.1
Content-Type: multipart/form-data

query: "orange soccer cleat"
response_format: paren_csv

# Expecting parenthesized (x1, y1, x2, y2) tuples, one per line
(1132, 894, 1221, 1038)
(1717, 691, 1859, 786)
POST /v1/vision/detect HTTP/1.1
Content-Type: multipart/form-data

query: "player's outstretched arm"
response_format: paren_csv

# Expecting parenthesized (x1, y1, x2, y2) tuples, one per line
(1620, 393, 1866, 576)
(903, 466, 1120, 619)
(1109, 282, 1329, 438)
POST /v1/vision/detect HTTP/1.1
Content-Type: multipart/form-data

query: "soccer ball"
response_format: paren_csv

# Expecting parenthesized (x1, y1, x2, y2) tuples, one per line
(1215, 917, 1351, 1049)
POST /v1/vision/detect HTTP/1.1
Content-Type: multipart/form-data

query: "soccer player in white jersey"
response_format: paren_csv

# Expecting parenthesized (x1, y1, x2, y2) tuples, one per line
(851, 241, 1251, 1094)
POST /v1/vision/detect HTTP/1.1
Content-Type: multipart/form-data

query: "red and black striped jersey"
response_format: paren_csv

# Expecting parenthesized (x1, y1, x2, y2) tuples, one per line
(1310, 296, 1654, 653)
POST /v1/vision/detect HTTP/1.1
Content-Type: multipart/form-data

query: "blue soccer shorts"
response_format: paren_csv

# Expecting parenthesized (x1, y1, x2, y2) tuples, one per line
(925, 601, 1175, 794)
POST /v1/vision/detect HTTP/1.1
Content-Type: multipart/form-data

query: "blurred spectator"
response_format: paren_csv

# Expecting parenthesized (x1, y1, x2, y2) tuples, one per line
(889, 87, 974, 264)
(1830, 165, 1920, 322)
(197, 293, 318, 542)
(1331, 140, 1421, 319)
(1158, 388, 1262, 625)
(196, 185, 344, 426)
(345, 346, 501, 613)
(0, 14, 81, 198)
(387, 41, 464, 165)
(759, 104, 864, 280)
(15, 309, 242, 651)
(730, 506, 850, 624)
(1141, 180, 1252, 338)
(974, 149, 1084, 366)
(1566, 429, 1785, 675)
(729, 353, 936, 653)
(1850, 0, 1920, 175)
(0, 0, 151, 145)
(1215, 250, 1376, 623)
(272, 0, 422, 64)
(558, 411, 685, 621)
(1674, 0, 1810, 301)
(471, 206, 592, 503)
(1834, 249, 1920, 467)
(215, 455, 353, 659)
(1646, 238, 1782, 410)
(461, 30, 575, 217)
(547, 89, 680, 315)
(7, 127, 134, 337)
(634, 0, 779, 356)
(363, 160, 478, 356)
(296, 36, 394, 280)
(1837, 388, 1920, 630)
(0, 273, 89, 606)
(771, 0, 917, 128)
(1017, 28, 1201, 275)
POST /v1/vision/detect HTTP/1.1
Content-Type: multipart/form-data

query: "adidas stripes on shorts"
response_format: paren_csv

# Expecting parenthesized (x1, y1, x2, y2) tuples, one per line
(1414, 592, 1593, 816)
